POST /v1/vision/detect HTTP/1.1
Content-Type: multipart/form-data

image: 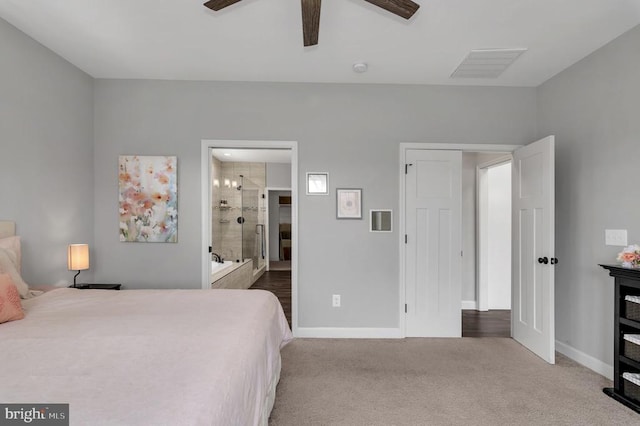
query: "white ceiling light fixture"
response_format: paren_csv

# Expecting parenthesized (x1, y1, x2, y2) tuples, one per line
(353, 62, 368, 73)
(451, 48, 528, 79)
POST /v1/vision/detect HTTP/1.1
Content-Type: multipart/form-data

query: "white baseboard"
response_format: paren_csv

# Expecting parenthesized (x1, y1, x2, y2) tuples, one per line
(294, 327, 403, 339)
(555, 340, 613, 380)
(462, 300, 477, 310)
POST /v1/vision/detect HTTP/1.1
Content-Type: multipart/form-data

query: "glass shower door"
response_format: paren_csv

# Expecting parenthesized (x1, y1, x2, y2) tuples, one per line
(241, 176, 263, 271)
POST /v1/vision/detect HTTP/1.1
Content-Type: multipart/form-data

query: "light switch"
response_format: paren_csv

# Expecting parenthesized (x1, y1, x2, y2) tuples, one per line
(605, 229, 628, 246)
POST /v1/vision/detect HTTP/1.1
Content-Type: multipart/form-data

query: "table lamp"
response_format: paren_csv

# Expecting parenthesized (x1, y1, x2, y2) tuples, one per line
(68, 244, 89, 288)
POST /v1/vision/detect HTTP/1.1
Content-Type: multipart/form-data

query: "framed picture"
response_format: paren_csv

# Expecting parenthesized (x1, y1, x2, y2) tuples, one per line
(336, 188, 362, 219)
(306, 172, 329, 195)
(118, 155, 178, 243)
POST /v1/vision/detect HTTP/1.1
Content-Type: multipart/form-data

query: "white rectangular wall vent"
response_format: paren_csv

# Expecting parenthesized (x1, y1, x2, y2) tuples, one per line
(450, 48, 527, 79)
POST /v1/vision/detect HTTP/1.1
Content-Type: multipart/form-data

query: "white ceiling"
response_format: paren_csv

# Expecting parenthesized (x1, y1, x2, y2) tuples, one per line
(1, 0, 639, 87)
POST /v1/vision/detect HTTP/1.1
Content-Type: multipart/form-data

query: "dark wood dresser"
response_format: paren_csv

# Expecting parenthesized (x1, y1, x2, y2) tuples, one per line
(600, 264, 640, 413)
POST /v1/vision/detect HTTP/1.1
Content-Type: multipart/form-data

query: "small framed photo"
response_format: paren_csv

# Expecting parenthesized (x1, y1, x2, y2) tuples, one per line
(336, 188, 362, 219)
(306, 172, 329, 195)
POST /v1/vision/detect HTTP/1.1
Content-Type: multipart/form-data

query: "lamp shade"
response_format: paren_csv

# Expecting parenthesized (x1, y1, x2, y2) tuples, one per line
(67, 244, 89, 271)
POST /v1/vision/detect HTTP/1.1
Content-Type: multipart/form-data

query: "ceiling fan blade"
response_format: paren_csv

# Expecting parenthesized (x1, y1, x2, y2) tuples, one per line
(203, 0, 242, 12)
(363, 0, 419, 19)
(301, 0, 321, 47)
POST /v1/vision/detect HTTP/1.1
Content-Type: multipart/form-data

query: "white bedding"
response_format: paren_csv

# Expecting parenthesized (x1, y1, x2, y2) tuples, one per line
(0, 288, 292, 426)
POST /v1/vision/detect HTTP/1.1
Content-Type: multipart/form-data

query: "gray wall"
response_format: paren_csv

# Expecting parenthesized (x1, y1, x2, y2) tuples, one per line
(0, 18, 94, 286)
(538, 25, 640, 365)
(487, 162, 511, 310)
(93, 80, 537, 328)
(461, 153, 478, 303)
(266, 162, 291, 188)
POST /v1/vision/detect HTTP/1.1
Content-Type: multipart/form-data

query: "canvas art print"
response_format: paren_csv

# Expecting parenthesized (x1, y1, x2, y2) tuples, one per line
(119, 155, 178, 242)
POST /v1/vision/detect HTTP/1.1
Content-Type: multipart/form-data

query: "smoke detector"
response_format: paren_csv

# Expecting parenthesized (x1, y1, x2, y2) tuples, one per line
(353, 62, 368, 73)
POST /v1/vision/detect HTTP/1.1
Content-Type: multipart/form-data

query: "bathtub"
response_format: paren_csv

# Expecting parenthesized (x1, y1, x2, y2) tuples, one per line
(211, 260, 235, 286)
(211, 259, 253, 289)
(211, 260, 234, 275)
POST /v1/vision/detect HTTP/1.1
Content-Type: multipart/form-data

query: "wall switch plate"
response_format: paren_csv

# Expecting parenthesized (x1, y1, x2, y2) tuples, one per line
(605, 229, 628, 246)
(332, 294, 341, 308)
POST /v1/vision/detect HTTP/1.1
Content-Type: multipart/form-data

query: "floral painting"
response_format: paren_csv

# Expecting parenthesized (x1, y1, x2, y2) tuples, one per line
(119, 156, 178, 243)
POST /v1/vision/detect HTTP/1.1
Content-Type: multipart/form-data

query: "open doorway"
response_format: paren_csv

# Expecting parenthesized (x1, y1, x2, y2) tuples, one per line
(201, 140, 297, 332)
(462, 153, 512, 337)
(401, 138, 555, 362)
(266, 189, 292, 272)
(401, 147, 517, 339)
(254, 188, 292, 326)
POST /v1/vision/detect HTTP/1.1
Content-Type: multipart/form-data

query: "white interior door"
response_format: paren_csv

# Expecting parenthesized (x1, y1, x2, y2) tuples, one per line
(405, 150, 462, 337)
(512, 136, 555, 363)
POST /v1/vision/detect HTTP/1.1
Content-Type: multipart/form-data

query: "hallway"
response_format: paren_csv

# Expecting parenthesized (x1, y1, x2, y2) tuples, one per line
(462, 310, 511, 337)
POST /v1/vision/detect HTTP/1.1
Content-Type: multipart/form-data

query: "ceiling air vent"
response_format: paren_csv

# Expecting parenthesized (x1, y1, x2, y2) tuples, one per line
(450, 48, 527, 79)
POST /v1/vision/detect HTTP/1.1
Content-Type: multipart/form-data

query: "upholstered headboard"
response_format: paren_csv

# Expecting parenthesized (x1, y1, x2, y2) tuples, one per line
(0, 221, 16, 238)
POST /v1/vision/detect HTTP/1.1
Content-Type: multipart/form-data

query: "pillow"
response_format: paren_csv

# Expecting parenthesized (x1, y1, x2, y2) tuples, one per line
(0, 273, 25, 323)
(0, 236, 21, 273)
(0, 248, 30, 299)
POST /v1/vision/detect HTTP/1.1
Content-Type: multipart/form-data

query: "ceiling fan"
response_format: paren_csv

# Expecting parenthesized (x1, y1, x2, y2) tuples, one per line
(203, 0, 420, 46)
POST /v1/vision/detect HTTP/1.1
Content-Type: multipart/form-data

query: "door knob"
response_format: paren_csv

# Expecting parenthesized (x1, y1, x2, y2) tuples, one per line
(538, 257, 549, 264)
(550, 258, 559, 265)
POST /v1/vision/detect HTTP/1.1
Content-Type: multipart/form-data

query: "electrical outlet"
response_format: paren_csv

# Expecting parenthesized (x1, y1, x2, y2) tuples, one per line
(332, 294, 341, 308)
(605, 229, 628, 246)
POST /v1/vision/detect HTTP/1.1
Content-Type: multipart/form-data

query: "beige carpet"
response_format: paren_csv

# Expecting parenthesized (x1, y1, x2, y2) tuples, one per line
(269, 338, 639, 425)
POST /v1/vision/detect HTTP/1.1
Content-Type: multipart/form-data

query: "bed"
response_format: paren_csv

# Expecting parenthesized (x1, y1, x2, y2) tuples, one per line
(0, 221, 292, 425)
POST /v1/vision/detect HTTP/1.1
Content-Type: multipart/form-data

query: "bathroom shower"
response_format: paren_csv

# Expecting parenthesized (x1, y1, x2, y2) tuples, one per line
(211, 160, 266, 279)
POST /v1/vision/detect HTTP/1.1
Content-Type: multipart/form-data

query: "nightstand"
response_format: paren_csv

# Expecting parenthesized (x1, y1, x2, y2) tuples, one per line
(72, 284, 122, 290)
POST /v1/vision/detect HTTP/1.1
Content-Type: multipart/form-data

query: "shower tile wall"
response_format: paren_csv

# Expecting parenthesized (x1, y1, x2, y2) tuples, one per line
(211, 156, 224, 260)
(211, 159, 265, 263)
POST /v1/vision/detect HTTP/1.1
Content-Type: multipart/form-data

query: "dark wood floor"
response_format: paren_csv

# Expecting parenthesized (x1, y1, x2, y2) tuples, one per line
(250, 271, 292, 327)
(250, 271, 510, 337)
(462, 309, 511, 337)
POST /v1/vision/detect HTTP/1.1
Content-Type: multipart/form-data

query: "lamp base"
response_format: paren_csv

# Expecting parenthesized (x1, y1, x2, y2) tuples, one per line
(69, 283, 122, 290)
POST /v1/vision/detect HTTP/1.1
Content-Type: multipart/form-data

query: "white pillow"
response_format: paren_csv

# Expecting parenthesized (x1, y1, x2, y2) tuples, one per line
(0, 247, 29, 299)
(0, 236, 21, 272)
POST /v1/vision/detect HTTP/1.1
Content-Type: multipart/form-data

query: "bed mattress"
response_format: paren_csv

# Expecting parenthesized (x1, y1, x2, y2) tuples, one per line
(0, 288, 292, 425)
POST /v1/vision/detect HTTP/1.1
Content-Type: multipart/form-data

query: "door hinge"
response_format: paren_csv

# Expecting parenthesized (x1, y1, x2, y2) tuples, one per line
(461, 250, 463, 257)
(405, 163, 413, 174)
(405, 234, 408, 244)
(405, 304, 408, 313)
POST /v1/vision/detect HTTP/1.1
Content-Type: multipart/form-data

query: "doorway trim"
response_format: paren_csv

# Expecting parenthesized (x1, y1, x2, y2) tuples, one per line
(201, 139, 299, 334)
(476, 155, 512, 312)
(398, 143, 522, 337)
